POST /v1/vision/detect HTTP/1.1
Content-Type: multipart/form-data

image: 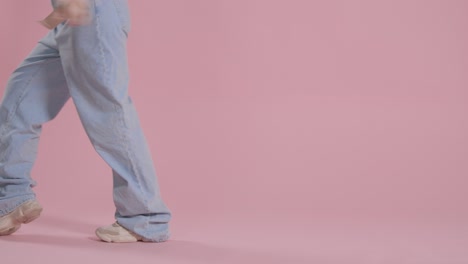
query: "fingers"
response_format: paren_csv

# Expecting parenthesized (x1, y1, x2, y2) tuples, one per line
(55, 0, 92, 27)
(38, 11, 67, 29)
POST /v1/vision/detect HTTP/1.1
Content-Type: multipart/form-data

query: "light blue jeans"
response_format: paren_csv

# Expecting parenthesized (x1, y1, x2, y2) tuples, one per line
(0, 0, 172, 242)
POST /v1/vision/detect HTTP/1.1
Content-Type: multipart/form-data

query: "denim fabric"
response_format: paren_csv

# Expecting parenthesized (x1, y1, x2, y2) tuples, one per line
(0, 0, 171, 242)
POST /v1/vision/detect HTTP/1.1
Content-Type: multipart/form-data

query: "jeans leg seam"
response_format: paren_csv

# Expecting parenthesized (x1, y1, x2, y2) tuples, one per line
(114, 103, 151, 214)
(94, 0, 110, 89)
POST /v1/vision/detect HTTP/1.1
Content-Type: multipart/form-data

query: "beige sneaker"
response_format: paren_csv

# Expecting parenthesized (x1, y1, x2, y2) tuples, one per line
(0, 199, 43, 236)
(95, 222, 144, 243)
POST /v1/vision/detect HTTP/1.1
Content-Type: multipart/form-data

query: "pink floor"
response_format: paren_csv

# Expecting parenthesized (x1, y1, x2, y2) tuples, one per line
(1, 207, 467, 264)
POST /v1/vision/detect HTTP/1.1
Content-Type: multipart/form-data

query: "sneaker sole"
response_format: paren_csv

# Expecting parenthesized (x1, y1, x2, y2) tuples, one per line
(95, 230, 142, 243)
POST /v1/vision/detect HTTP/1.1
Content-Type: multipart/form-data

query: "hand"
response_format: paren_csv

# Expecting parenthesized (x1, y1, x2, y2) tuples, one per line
(38, 0, 91, 29)
(55, 0, 91, 26)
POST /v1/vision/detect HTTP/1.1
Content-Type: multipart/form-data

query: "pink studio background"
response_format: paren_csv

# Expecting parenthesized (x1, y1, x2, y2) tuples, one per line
(1, 1, 468, 263)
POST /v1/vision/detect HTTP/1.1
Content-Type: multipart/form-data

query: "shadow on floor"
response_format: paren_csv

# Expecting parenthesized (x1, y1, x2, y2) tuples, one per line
(1, 225, 313, 264)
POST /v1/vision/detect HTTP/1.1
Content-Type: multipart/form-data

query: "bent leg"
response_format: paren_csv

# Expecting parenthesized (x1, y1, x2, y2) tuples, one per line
(54, 0, 171, 242)
(0, 30, 70, 216)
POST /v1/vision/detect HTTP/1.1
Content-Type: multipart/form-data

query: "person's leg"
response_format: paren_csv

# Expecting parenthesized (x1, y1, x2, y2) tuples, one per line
(54, 0, 171, 242)
(0, 30, 70, 216)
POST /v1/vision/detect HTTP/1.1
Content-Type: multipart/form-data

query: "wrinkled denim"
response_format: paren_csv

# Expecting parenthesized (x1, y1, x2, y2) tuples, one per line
(0, 0, 172, 242)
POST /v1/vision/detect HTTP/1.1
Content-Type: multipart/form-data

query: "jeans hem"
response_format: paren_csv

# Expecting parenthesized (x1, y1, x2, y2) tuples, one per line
(0, 195, 36, 216)
(140, 232, 171, 243)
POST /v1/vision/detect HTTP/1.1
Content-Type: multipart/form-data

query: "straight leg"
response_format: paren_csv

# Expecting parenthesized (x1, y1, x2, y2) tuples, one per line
(54, 0, 171, 242)
(0, 30, 70, 215)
